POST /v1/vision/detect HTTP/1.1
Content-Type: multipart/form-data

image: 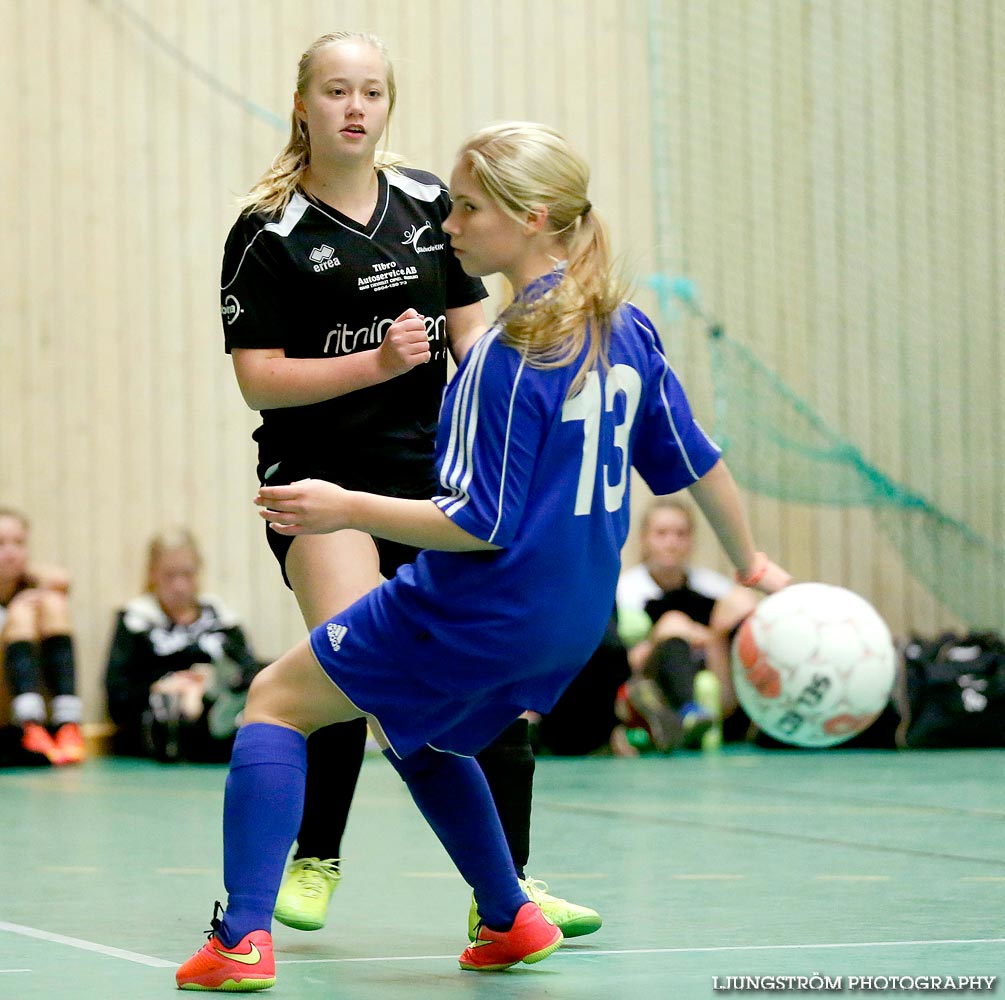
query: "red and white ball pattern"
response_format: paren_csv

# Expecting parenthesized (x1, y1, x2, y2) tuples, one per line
(731, 583, 896, 747)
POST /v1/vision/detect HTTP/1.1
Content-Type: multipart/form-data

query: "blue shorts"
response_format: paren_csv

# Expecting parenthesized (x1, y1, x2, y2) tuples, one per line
(307, 576, 571, 760)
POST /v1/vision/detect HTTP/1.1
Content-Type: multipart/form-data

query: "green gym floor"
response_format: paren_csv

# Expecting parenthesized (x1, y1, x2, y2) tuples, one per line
(1, 748, 1002, 999)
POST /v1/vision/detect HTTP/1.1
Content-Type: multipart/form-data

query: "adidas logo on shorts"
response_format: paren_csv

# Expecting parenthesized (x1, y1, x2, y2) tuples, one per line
(326, 622, 348, 652)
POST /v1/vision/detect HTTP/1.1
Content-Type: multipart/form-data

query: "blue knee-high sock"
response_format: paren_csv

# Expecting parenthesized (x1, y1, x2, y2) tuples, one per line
(386, 747, 527, 931)
(218, 722, 307, 947)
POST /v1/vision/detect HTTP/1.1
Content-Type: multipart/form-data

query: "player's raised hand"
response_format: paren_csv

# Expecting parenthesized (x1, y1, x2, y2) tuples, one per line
(377, 308, 431, 377)
(734, 552, 792, 595)
(757, 560, 792, 594)
(256, 479, 353, 535)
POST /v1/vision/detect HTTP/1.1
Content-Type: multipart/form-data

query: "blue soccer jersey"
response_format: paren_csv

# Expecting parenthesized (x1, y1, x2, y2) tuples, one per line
(309, 296, 721, 758)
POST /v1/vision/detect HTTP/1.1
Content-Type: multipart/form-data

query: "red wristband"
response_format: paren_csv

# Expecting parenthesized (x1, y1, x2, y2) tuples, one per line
(735, 552, 769, 587)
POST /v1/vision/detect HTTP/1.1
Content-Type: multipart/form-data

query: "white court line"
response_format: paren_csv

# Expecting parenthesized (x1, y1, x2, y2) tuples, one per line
(0, 922, 176, 968)
(0, 969, 31, 974)
(277, 937, 1005, 966)
(2, 921, 1000, 971)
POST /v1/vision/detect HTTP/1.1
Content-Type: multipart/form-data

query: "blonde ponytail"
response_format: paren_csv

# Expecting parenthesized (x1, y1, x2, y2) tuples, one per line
(239, 111, 312, 217)
(457, 123, 626, 396)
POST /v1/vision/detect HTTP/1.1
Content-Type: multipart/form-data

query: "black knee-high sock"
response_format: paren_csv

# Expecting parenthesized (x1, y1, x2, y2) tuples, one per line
(40, 634, 81, 725)
(649, 637, 700, 710)
(294, 718, 368, 861)
(40, 634, 77, 697)
(3, 640, 42, 697)
(3, 641, 45, 725)
(475, 718, 534, 878)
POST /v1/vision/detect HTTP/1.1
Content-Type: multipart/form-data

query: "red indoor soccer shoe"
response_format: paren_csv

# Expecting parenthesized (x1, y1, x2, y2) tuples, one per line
(53, 722, 86, 764)
(176, 921, 275, 992)
(20, 722, 61, 764)
(459, 900, 563, 971)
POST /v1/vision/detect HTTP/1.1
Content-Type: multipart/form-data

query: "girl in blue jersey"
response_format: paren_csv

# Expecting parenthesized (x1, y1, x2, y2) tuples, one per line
(178, 121, 790, 990)
(221, 31, 595, 941)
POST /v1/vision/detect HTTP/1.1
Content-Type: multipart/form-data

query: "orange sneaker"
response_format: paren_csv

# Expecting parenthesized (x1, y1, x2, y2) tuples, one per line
(176, 905, 275, 992)
(459, 900, 563, 971)
(53, 723, 86, 764)
(21, 722, 61, 764)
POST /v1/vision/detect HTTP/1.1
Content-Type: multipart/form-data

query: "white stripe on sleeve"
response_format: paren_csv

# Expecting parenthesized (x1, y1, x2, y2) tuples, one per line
(487, 355, 526, 544)
(222, 194, 310, 290)
(632, 314, 718, 480)
(438, 331, 495, 514)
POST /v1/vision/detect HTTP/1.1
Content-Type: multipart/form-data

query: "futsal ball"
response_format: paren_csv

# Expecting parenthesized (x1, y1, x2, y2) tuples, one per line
(731, 583, 896, 748)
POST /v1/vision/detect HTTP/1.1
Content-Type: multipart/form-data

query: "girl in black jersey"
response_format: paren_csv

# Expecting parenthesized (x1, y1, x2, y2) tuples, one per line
(104, 528, 264, 762)
(0, 507, 84, 765)
(219, 31, 599, 939)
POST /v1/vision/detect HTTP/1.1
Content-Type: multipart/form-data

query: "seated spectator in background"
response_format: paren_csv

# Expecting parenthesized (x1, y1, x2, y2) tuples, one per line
(104, 528, 264, 763)
(0, 506, 85, 766)
(613, 496, 758, 753)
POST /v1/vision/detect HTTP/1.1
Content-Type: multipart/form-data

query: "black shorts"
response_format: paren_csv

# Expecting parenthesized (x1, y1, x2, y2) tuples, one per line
(258, 456, 432, 590)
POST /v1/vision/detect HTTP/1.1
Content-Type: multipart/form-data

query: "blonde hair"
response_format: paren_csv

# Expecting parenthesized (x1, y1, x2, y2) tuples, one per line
(456, 122, 626, 395)
(642, 496, 696, 534)
(240, 31, 400, 217)
(145, 527, 202, 593)
(640, 497, 696, 563)
(0, 507, 28, 531)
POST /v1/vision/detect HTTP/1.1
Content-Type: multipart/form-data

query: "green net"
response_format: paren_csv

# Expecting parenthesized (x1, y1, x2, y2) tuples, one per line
(689, 298, 1005, 631)
(643, 0, 1004, 633)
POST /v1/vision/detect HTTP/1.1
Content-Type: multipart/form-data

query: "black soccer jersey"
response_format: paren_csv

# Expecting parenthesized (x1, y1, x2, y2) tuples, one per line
(220, 167, 487, 495)
(643, 584, 717, 631)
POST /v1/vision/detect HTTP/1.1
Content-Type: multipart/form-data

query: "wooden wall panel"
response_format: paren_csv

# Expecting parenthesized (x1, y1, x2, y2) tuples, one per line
(0, 0, 1001, 724)
(991, 0, 1005, 563)
(0, 3, 25, 506)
